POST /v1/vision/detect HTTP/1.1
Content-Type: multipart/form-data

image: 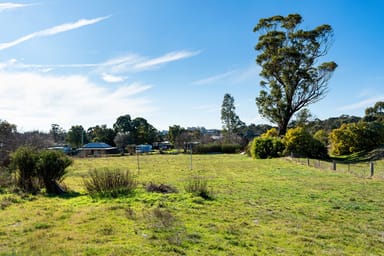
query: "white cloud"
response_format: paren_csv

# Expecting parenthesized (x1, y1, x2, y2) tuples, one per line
(192, 65, 260, 86)
(133, 50, 201, 71)
(101, 73, 126, 83)
(0, 71, 153, 131)
(192, 70, 238, 85)
(0, 2, 32, 11)
(338, 95, 384, 111)
(0, 50, 200, 75)
(0, 16, 110, 50)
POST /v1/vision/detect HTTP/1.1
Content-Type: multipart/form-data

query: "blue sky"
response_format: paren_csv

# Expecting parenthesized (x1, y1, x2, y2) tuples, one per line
(0, 0, 383, 132)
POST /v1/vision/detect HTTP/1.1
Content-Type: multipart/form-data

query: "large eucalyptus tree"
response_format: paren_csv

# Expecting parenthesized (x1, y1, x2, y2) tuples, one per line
(254, 14, 337, 135)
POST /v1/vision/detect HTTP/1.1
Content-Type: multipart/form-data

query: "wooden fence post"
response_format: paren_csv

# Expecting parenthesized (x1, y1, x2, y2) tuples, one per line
(370, 162, 374, 177)
(307, 158, 310, 166)
(332, 160, 336, 171)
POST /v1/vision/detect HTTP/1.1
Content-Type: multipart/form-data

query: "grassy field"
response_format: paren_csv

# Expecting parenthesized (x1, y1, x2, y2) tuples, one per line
(1, 154, 384, 255)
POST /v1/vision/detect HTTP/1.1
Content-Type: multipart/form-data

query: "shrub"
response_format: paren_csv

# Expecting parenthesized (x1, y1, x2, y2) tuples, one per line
(283, 127, 328, 159)
(185, 176, 213, 200)
(313, 129, 329, 146)
(10, 147, 73, 194)
(251, 137, 284, 159)
(260, 127, 279, 138)
(329, 121, 384, 156)
(0, 167, 14, 193)
(10, 146, 40, 193)
(83, 168, 137, 198)
(37, 150, 73, 194)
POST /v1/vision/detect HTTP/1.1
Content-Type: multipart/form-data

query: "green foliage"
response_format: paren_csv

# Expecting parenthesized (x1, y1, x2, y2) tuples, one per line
(0, 167, 14, 193)
(260, 127, 279, 138)
(221, 93, 244, 143)
(254, 14, 337, 135)
(66, 125, 87, 148)
(50, 124, 66, 144)
(37, 150, 73, 194)
(364, 101, 384, 122)
(168, 125, 185, 148)
(10, 146, 40, 193)
(114, 115, 159, 145)
(195, 144, 241, 154)
(283, 127, 328, 159)
(87, 125, 116, 146)
(329, 122, 384, 156)
(251, 137, 284, 159)
(313, 129, 329, 146)
(221, 144, 241, 154)
(0, 120, 18, 166)
(185, 175, 213, 200)
(196, 144, 220, 154)
(10, 147, 72, 194)
(83, 168, 137, 198)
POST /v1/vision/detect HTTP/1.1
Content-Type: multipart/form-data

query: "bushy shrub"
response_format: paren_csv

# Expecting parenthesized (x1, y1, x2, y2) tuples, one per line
(283, 127, 328, 159)
(83, 168, 137, 198)
(38, 150, 73, 194)
(10, 146, 40, 193)
(329, 121, 384, 156)
(11, 147, 73, 194)
(185, 176, 213, 200)
(260, 127, 279, 138)
(251, 137, 284, 159)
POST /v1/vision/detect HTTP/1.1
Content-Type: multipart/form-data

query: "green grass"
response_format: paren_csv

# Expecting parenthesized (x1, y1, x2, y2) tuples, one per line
(1, 154, 384, 255)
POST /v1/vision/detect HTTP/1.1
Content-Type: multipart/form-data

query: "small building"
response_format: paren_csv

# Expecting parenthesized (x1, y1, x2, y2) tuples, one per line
(153, 141, 173, 150)
(136, 144, 152, 153)
(48, 145, 72, 155)
(78, 142, 118, 157)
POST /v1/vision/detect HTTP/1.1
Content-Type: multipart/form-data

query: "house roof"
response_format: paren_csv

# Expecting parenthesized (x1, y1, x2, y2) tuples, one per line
(80, 142, 116, 150)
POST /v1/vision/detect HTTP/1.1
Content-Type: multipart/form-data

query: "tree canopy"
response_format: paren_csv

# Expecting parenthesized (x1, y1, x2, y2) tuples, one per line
(254, 14, 337, 135)
(221, 93, 244, 143)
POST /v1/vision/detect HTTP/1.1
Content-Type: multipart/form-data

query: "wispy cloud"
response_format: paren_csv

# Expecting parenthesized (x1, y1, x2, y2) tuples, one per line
(0, 50, 200, 77)
(101, 73, 126, 83)
(134, 50, 201, 70)
(192, 70, 238, 85)
(192, 65, 260, 86)
(0, 16, 110, 51)
(0, 2, 33, 12)
(338, 95, 384, 111)
(0, 71, 153, 131)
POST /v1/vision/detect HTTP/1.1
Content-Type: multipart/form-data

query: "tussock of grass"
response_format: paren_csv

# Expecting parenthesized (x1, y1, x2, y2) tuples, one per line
(83, 168, 137, 198)
(184, 175, 214, 200)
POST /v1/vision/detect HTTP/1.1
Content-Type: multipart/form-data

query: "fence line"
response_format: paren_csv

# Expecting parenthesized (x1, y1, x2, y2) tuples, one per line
(288, 157, 384, 179)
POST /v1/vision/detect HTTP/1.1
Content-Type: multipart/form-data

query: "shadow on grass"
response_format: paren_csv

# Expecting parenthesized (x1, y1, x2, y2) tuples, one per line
(46, 191, 83, 199)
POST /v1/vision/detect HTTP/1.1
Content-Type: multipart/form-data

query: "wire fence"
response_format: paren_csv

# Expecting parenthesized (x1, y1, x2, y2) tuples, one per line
(287, 157, 384, 179)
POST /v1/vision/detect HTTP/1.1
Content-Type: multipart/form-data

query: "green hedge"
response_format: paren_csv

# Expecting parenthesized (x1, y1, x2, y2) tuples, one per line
(195, 144, 241, 154)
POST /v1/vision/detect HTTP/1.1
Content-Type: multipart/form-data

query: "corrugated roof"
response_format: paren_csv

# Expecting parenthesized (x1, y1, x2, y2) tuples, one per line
(81, 142, 114, 149)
